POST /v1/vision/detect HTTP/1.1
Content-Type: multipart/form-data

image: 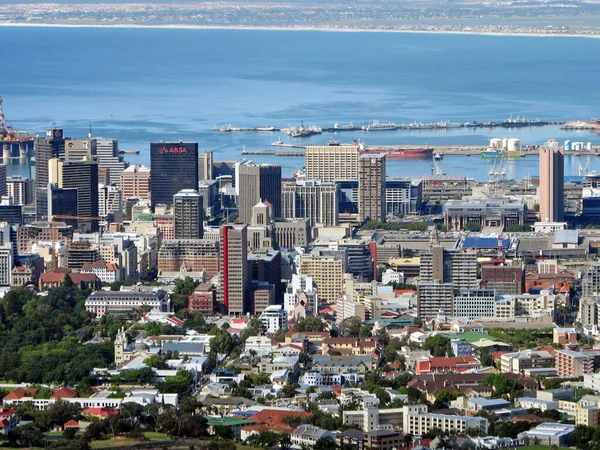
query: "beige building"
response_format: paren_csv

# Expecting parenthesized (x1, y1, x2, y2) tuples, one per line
(539, 142, 564, 223)
(281, 180, 338, 228)
(121, 164, 151, 200)
(336, 295, 366, 326)
(402, 404, 487, 436)
(300, 253, 344, 304)
(305, 145, 360, 182)
(343, 407, 404, 432)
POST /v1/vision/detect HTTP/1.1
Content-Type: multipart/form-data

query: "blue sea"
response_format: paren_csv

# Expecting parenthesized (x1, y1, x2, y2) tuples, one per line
(2, 26, 600, 180)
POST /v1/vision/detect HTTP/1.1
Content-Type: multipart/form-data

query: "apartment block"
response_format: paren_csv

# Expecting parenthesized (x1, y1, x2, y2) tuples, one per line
(556, 349, 594, 377)
(402, 404, 487, 436)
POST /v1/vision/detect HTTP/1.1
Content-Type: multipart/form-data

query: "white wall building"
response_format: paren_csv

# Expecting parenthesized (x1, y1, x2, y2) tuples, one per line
(260, 305, 288, 333)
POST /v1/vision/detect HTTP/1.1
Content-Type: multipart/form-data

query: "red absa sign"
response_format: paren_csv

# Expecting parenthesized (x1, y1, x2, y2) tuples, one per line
(159, 147, 188, 154)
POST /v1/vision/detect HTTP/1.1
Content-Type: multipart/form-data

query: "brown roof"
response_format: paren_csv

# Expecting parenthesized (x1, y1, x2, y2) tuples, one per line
(51, 387, 78, 399)
(248, 409, 311, 430)
(40, 273, 100, 284)
(3, 387, 37, 400)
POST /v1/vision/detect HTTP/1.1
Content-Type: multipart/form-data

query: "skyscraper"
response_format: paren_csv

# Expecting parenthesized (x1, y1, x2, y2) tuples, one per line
(35, 128, 65, 190)
(48, 158, 99, 232)
(358, 153, 386, 222)
(96, 138, 127, 186)
(539, 143, 565, 222)
(150, 142, 198, 210)
(7, 176, 32, 206)
(173, 189, 204, 239)
(281, 180, 338, 228)
(304, 145, 360, 182)
(219, 224, 249, 314)
(121, 164, 151, 200)
(64, 137, 96, 161)
(237, 164, 281, 224)
(36, 183, 78, 229)
(198, 151, 213, 181)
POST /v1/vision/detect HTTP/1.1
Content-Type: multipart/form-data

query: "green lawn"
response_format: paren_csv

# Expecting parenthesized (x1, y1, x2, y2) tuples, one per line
(88, 432, 170, 449)
(521, 446, 571, 450)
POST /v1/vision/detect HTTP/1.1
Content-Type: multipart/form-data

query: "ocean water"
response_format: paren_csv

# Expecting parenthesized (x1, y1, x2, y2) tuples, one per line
(3, 26, 600, 180)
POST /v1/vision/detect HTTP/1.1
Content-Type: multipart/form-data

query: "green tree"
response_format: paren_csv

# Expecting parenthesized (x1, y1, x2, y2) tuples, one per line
(315, 436, 338, 450)
(339, 316, 363, 337)
(423, 335, 454, 357)
(294, 317, 326, 332)
(463, 223, 481, 232)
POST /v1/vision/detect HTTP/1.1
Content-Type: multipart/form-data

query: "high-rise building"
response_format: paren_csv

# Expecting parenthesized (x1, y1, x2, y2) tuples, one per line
(173, 189, 204, 239)
(150, 142, 198, 210)
(0, 221, 13, 286)
(121, 164, 151, 200)
(358, 153, 386, 222)
(237, 164, 281, 224)
(35, 128, 65, 190)
(385, 178, 423, 216)
(64, 137, 96, 161)
(49, 158, 99, 232)
(305, 145, 360, 182)
(35, 184, 78, 229)
(7, 176, 32, 206)
(300, 253, 344, 304)
(157, 239, 219, 276)
(96, 138, 127, 186)
(417, 282, 454, 320)
(281, 180, 338, 228)
(219, 224, 249, 314)
(98, 184, 123, 218)
(420, 246, 478, 290)
(198, 151, 213, 181)
(539, 143, 565, 223)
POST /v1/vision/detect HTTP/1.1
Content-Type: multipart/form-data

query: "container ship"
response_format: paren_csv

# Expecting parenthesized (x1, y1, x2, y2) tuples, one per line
(361, 146, 433, 159)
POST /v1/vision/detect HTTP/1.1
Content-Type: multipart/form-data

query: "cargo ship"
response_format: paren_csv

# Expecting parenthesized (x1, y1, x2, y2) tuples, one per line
(361, 147, 433, 159)
(362, 120, 399, 131)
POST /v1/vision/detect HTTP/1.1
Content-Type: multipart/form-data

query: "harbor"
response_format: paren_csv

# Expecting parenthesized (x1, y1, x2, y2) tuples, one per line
(213, 117, 573, 134)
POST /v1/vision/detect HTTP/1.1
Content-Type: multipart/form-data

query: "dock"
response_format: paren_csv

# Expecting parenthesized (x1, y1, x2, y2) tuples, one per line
(242, 150, 305, 156)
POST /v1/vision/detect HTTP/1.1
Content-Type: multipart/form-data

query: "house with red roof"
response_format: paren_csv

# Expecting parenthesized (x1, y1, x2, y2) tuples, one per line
(51, 387, 78, 399)
(415, 356, 482, 375)
(83, 407, 119, 418)
(0, 408, 17, 435)
(240, 409, 311, 439)
(38, 272, 101, 291)
(2, 387, 37, 401)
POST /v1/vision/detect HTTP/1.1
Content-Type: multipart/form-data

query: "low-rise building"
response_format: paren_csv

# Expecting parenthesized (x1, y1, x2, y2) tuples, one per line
(85, 289, 170, 318)
(518, 423, 575, 447)
(556, 349, 594, 377)
(517, 397, 558, 412)
(500, 350, 555, 374)
(415, 356, 481, 375)
(363, 429, 402, 450)
(259, 305, 288, 334)
(402, 404, 487, 435)
(291, 425, 335, 448)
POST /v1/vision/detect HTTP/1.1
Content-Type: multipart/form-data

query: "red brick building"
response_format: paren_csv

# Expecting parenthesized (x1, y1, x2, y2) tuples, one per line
(188, 283, 216, 314)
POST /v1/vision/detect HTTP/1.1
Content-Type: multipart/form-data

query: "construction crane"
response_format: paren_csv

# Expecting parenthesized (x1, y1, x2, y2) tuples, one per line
(50, 214, 102, 221)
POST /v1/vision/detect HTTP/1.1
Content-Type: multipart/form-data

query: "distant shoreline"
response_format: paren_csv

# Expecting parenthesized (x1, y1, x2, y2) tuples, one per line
(1, 21, 600, 39)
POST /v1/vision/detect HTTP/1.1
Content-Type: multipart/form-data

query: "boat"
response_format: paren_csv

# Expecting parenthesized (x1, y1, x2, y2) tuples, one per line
(464, 121, 481, 128)
(333, 122, 355, 131)
(501, 116, 529, 128)
(288, 122, 322, 138)
(118, 149, 140, 155)
(328, 139, 341, 146)
(256, 126, 275, 132)
(481, 147, 502, 157)
(406, 122, 434, 130)
(362, 120, 399, 131)
(360, 147, 433, 159)
(434, 152, 443, 160)
(434, 121, 462, 129)
(506, 151, 525, 158)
